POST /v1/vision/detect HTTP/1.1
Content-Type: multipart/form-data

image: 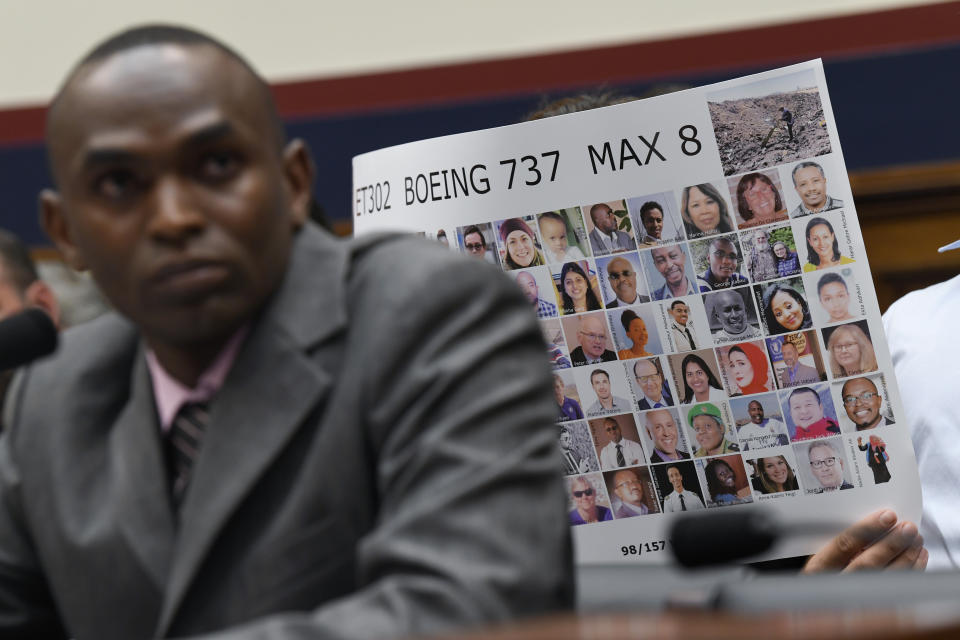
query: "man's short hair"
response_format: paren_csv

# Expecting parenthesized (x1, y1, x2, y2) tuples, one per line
(669, 300, 687, 310)
(789, 386, 821, 405)
(0, 229, 39, 293)
(791, 161, 825, 185)
(638, 201, 663, 223)
(590, 369, 610, 384)
(633, 358, 662, 379)
(48, 24, 285, 171)
(841, 376, 878, 397)
(709, 236, 739, 256)
(462, 225, 486, 247)
(589, 203, 611, 225)
(808, 440, 840, 460)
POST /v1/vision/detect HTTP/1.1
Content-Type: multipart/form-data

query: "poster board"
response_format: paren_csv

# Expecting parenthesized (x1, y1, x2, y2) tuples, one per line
(352, 60, 920, 564)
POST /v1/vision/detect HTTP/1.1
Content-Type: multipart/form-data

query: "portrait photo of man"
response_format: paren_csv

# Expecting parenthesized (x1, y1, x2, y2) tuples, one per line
(599, 254, 650, 308)
(512, 267, 558, 319)
(585, 201, 635, 256)
(784, 385, 841, 441)
(567, 475, 613, 525)
(772, 336, 822, 388)
(799, 439, 854, 492)
(642, 407, 689, 463)
(632, 357, 674, 410)
(665, 298, 701, 352)
(565, 312, 617, 366)
(558, 422, 597, 475)
(838, 375, 895, 431)
(627, 193, 684, 247)
(606, 467, 659, 518)
(657, 463, 706, 512)
(704, 288, 761, 343)
(693, 234, 749, 291)
(584, 368, 632, 417)
(593, 415, 646, 470)
(458, 222, 500, 266)
(790, 160, 844, 217)
(731, 395, 790, 450)
(646, 243, 707, 300)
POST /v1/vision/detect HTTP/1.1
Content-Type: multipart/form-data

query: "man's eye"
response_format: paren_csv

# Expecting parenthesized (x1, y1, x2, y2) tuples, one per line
(200, 151, 241, 180)
(94, 170, 140, 200)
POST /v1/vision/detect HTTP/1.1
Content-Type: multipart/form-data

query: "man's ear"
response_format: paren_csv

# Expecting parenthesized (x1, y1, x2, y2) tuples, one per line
(23, 280, 61, 329)
(281, 139, 314, 230)
(39, 189, 86, 271)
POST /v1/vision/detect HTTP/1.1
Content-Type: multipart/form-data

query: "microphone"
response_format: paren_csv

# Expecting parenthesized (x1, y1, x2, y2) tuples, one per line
(669, 510, 843, 568)
(0, 308, 58, 370)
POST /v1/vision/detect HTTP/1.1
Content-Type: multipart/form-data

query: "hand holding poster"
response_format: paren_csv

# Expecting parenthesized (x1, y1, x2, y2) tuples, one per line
(353, 60, 921, 565)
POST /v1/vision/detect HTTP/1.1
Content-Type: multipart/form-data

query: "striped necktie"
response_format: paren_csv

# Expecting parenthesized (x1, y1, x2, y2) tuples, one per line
(616, 444, 625, 467)
(168, 402, 210, 508)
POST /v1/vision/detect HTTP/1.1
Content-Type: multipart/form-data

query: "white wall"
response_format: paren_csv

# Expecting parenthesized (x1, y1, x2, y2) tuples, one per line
(0, 0, 942, 107)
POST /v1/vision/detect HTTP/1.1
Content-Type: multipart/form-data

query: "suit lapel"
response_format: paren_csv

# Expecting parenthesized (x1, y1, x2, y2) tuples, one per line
(111, 348, 176, 592)
(157, 225, 350, 632)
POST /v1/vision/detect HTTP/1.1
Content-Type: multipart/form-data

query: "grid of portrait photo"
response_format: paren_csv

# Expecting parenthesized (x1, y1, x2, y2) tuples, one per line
(440, 147, 901, 528)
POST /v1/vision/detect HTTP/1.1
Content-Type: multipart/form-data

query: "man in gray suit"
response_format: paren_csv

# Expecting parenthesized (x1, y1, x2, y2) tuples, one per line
(587, 203, 634, 256)
(778, 341, 820, 388)
(0, 25, 572, 639)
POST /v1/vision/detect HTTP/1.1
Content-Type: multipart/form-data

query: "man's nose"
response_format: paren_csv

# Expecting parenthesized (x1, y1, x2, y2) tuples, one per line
(147, 177, 205, 242)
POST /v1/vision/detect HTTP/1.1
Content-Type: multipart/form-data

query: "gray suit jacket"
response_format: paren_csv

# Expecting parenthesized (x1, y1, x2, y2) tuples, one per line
(778, 362, 821, 388)
(0, 225, 572, 639)
(588, 228, 634, 255)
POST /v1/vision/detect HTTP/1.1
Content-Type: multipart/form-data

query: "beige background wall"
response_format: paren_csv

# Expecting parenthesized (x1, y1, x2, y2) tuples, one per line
(0, 0, 942, 108)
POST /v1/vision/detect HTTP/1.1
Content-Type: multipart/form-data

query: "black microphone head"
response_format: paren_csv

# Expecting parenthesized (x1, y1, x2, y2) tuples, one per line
(0, 308, 58, 370)
(669, 510, 780, 568)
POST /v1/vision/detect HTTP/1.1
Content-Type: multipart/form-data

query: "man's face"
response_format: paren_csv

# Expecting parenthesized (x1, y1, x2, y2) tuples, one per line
(559, 428, 572, 449)
(641, 208, 664, 239)
(651, 246, 686, 287)
(42, 44, 309, 351)
(794, 166, 827, 210)
(606, 257, 637, 302)
(789, 391, 823, 428)
(708, 239, 739, 280)
(781, 343, 798, 367)
(579, 315, 607, 360)
(592, 204, 616, 234)
(754, 233, 769, 249)
(645, 409, 678, 455)
(809, 444, 844, 488)
(748, 401, 764, 424)
(667, 467, 684, 492)
(842, 378, 882, 429)
(516, 271, 539, 305)
(613, 470, 644, 507)
(669, 302, 689, 326)
(553, 377, 565, 403)
(713, 291, 746, 334)
(464, 232, 485, 256)
(592, 372, 612, 402)
(603, 417, 621, 443)
(634, 359, 662, 402)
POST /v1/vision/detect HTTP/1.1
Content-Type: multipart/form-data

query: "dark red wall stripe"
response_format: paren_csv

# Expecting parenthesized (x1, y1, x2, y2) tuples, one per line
(1, 1, 958, 146)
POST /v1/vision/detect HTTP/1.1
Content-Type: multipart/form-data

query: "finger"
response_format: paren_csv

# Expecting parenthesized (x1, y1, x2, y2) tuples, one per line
(844, 522, 921, 572)
(914, 548, 930, 571)
(804, 509, 897, 573)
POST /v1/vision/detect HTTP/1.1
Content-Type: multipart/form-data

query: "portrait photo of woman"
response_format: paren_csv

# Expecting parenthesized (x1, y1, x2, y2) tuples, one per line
(760, 280, 813, 335)
(558, 261, 602, 315)
(815, 272, 857, 323)
(802, 216, 854, 272)
(732, 171, 789, 229)
(614, 308, 659, 359)
(703, 456, 753, 506)
(825, 322, 878, 378)
(723, 342, 773, 396)
(678, 353, 726, 404)
(497, 217, 546, 270)
(754, 455, 801, 494)
(680, 183, 734, 239)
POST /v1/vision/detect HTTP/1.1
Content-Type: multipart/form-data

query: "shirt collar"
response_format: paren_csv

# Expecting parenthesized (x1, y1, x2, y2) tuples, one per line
(146, 325, 250, 433)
